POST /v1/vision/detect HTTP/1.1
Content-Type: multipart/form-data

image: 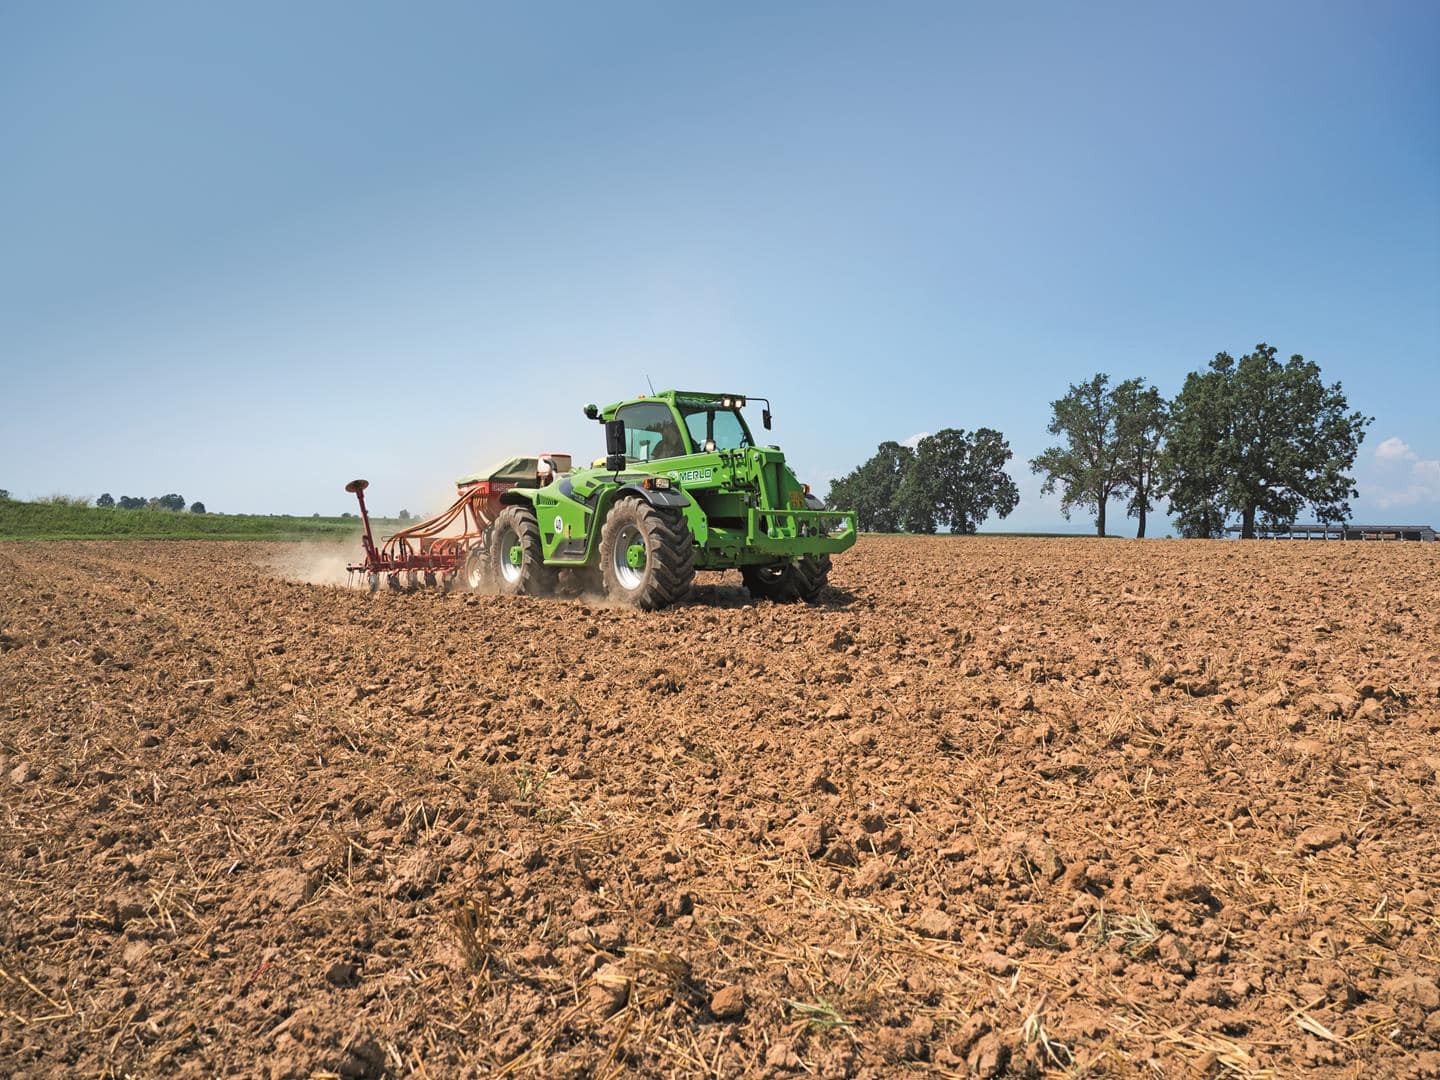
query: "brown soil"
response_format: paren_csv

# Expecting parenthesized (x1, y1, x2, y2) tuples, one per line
(2, 537, 1438, 1079)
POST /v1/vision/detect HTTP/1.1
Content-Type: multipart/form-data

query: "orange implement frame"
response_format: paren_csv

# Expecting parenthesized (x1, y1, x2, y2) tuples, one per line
(344, 478, 516, 590)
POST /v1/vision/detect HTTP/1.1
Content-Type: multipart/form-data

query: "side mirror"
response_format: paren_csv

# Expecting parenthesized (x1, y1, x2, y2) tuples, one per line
(762, 408, 772, 430)
(604, 419, 626, 472)
(583, 403, 599, 420)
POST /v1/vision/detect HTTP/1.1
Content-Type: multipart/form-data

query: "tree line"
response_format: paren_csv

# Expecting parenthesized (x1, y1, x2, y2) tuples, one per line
(0, 490, 206, 512)
(827, 429, 1021, 534)
(828, 343, 1370, 538)
(0, 491, 399, 519)
(96, 493, 207, 513)
(1033, 344, 1369, 537)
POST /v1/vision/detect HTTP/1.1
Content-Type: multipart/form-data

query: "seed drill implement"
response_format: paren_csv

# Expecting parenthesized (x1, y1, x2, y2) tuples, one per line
(345, 455, 571, 591)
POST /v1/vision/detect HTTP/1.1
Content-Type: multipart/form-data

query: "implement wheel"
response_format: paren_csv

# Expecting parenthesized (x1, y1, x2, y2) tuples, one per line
(487, 506, 554, 597)
(742, 554, 831, 603)
(598, 499, 695, 611)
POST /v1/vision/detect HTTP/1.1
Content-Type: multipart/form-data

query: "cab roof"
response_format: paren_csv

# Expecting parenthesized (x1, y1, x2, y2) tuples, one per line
(600, 390, 748, 419)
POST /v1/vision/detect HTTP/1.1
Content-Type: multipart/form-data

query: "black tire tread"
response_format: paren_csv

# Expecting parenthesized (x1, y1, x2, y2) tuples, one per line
(488, 506, 554, 596)
(742, 554, 831, 603)
(460, 546, 488, 592)
(599, 500, 695, 610)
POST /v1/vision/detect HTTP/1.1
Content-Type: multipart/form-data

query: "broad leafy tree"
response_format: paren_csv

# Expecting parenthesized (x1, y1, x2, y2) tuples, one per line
(830, 432, 1018, 534)
(189, 501, 206, 514)
(96, 492, 115, 508)
(157, 493, 187, 511)
(118, 495, 146, 509)
(827, 441, 915, 532)
(1162, 345, 1370, 538)
(1158, 366, 1230, 537)
(896, 428, 1019, 534)
(1030, 373, 1127, 536)
(1112, 379, 1168, 538)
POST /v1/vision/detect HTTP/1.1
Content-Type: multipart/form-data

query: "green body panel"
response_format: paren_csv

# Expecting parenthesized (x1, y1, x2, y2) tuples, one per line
(504, 390, 857, 571)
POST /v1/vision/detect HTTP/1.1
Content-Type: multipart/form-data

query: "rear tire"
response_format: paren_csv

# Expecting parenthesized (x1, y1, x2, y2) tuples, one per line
(487, 506, 554, 597)
(599, 499, 695, 610)
(742, 554, 831, 603)
(460, 546, 488, 591)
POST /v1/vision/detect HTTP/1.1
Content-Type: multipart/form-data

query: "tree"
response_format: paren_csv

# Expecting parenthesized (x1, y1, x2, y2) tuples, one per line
(0, 489, 12, 501)
(1030, 373, 1127, 535)
(1158, 366, 1230, 537)
(398, 509, 411, 521)
(118, 495, 146, 510)
(1162, 345, 1371, 539)
(826, 441, 915, 532)
(190, 501, 206, 514)
(896, 428, 1020, 534)
(1111, 379, 1168, 538)
(96, 493, 115, 508)
(157, 493, 186, 511)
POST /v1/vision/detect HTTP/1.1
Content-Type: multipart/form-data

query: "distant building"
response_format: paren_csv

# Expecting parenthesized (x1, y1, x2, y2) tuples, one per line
(1226, 523, 1437, 541)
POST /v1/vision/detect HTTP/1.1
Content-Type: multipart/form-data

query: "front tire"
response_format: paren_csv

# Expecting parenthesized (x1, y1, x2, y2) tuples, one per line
(598, 499, 695, 610)
(742, 554, 831, 603)
(487, 506, 554, 597)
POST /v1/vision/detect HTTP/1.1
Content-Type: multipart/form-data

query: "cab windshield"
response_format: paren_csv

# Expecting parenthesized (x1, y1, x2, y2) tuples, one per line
(680, 405, 752, 452)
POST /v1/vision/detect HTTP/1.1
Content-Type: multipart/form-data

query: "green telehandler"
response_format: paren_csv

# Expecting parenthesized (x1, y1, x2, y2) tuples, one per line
(476, 390, 857, 609)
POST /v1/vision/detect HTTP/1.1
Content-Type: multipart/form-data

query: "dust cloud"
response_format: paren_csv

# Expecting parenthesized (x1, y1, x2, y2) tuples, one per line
(261, 541, 363, 587)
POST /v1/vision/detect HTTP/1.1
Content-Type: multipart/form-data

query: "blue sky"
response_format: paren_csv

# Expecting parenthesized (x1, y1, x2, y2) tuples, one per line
(3, 1, 1437, 532)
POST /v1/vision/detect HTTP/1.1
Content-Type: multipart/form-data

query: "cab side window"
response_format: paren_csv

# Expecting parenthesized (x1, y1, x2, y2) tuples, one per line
(615, 402, 689, 462)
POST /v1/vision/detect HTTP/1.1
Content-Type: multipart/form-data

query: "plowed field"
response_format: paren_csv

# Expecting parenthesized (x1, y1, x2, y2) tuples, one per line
(2, 538, 1438, 1079)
